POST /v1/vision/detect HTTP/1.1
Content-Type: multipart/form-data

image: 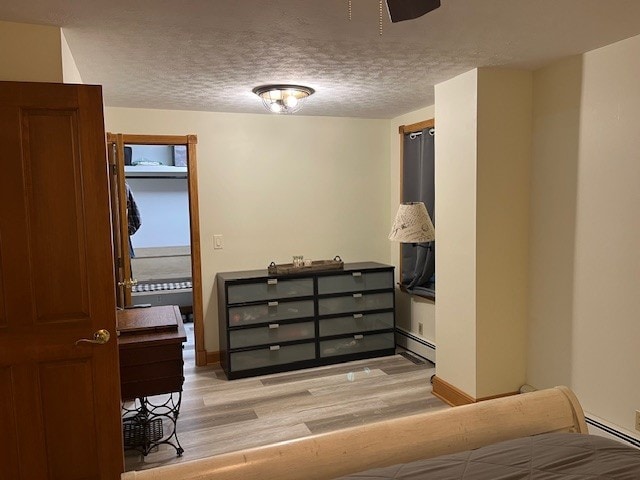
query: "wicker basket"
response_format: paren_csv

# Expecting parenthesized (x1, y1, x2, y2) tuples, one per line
(123, 416, 163, 448)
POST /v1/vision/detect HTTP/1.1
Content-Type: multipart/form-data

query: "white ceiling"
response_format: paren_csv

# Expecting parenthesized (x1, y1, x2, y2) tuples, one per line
(2, 0, 640, 118)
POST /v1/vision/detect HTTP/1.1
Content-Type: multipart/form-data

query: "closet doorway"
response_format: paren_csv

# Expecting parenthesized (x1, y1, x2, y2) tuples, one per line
(107, 133, 205, 366)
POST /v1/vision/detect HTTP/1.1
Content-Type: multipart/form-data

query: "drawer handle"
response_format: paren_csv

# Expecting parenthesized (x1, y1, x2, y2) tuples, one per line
(268, 301, 279, 307)
(270, 345, 281, 351)
(354, 334, 364, 340)
(352, 272, 362, 277)
(353, 313, 363, 319)
(353, 293, 362, 298)
(268, 323, 280, 329)
(267, 279, 278, 285)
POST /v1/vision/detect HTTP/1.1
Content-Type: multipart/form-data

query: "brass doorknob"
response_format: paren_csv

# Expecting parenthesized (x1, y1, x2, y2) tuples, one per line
(75, 329, 111, 346)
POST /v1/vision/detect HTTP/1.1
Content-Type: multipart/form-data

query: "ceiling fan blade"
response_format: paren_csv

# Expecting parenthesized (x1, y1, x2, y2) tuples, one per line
(386, 0, 441, 23)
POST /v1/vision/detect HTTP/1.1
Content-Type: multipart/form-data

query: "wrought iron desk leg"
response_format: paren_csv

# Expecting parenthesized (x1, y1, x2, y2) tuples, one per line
(122, 392, 184, 457)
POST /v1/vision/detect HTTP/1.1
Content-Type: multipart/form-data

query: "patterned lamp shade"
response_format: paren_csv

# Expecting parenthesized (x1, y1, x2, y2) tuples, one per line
(388, 202, 435, 243)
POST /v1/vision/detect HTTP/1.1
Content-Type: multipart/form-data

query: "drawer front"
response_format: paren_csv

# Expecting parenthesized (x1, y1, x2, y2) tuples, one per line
(228, 278, 313, 304)
(320, 332, 395, 358)
(319, 312, 394, 337)
(229, 300, 314, 327)
(119, 359, 183, 384)
(119, 343, 182, 367)
(318, 292, 393, 316)
(230, 342, 316, 371)
(317, 270, 393, 295)
(230, 321, 315, 349)
(121, 376, 184, 400)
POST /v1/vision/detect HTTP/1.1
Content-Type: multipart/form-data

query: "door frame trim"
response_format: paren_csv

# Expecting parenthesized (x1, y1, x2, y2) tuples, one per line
(109, 133, 206, 366)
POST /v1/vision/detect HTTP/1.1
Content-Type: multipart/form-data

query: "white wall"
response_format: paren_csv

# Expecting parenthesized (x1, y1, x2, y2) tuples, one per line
(127, 178, 191, 248)
(475, 69, 531, 398)
(528, 34, 640, 433)
(60, 30, 82, 83)
(389, 106, 436, 353)
(0, 20, 63, 82)
(434, 69, 479, 396)
(105, 108, 391, 352)
(434, 68, 531, 399)
(126, 146, 191, 248)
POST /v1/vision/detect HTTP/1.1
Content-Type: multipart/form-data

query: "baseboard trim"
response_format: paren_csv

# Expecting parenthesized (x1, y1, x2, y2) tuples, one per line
(206, 350, 221, 365)
(431, 376, 518, 407)
(431, 376, 475, 406)
(395, 328, 435, 363)
(477, 391, 519, 402)
(196, 350, 207, 366)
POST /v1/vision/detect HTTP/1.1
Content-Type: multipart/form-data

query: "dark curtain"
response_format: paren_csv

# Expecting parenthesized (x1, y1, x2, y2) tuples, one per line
(401, 127, 435, 293)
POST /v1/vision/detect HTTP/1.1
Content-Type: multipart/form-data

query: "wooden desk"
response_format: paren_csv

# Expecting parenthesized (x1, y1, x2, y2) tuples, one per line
(118, 305, 186, 400)
(117, 305, 186, 456)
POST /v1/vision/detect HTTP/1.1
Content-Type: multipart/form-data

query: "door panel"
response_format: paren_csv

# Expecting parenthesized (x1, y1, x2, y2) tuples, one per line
(0, 81, 123, 479)
(40, 360, 99, 479)
(0, 367, 19, 478)
(22, 109, 91, 323)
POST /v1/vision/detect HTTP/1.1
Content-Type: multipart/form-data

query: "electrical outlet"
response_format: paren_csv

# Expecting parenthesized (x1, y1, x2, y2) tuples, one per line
(635, 410, 640, 432)
(418, 322, 424, 336)
(213, 234, 223, 250)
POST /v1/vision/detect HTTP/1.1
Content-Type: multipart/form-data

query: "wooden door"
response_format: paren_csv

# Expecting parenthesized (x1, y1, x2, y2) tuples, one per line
(107, 133, 134, 307)
(0, 82, 123, 479)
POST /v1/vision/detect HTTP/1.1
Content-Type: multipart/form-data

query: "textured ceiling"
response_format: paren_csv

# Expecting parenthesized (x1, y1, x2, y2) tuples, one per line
(2, 0, 640, 118)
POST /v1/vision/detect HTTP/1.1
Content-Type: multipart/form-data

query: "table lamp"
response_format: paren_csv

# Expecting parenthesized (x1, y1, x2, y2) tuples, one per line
(388, 202, 435, 243)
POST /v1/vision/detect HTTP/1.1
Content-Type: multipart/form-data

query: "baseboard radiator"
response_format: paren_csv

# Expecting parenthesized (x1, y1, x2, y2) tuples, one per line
(585, 415, 640, 449)
(395, 328, 435, 363)
(394, 332, 640, 451)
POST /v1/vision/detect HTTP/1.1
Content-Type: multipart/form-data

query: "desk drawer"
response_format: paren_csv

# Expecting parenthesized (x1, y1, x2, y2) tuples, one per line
(119, 359, 183, 384)
(228, 278, 313, 304)
(119, 343, 182, 367)
(230, 321, 315, 349)
(318, 292, 393, 316)
(121, 375, 185, 400)
(229, 300, 314, 327)
(230, 342, 316, 371)
(319, 312, 394, 337)
(320, 332, 394, 358)
(317, 271, 393, 294)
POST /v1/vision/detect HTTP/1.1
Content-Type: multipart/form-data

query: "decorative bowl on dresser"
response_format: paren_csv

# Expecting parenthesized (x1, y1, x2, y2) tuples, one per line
(216, 262, 396, 379)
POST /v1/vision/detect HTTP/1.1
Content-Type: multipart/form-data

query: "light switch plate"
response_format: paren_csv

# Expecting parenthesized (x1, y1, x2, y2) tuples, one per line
(214, 234, 223, 249)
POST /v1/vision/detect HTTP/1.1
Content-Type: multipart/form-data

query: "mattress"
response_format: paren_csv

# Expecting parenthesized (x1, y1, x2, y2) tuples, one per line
(336, 433, 640, 479)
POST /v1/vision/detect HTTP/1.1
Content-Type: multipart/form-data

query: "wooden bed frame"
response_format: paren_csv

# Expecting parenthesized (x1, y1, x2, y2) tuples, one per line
(121, 386, 587, 480)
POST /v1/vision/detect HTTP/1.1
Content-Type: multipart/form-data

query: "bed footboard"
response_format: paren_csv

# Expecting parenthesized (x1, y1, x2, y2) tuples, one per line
(121, 386, 587, 480)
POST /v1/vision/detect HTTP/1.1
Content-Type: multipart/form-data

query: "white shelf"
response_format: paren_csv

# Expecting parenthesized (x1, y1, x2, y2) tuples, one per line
(125, 165, 187, 177)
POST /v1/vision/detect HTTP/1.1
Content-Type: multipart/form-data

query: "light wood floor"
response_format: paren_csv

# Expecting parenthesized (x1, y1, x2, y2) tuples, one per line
(124, 324, 446, 472)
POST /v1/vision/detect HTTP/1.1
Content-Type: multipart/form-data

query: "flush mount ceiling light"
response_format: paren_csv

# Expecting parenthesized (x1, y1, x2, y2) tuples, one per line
(252, 84, 315, 114)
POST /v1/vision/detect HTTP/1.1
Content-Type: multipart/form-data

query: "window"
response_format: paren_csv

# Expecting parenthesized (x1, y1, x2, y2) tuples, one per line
(399, 120, 435, 299)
